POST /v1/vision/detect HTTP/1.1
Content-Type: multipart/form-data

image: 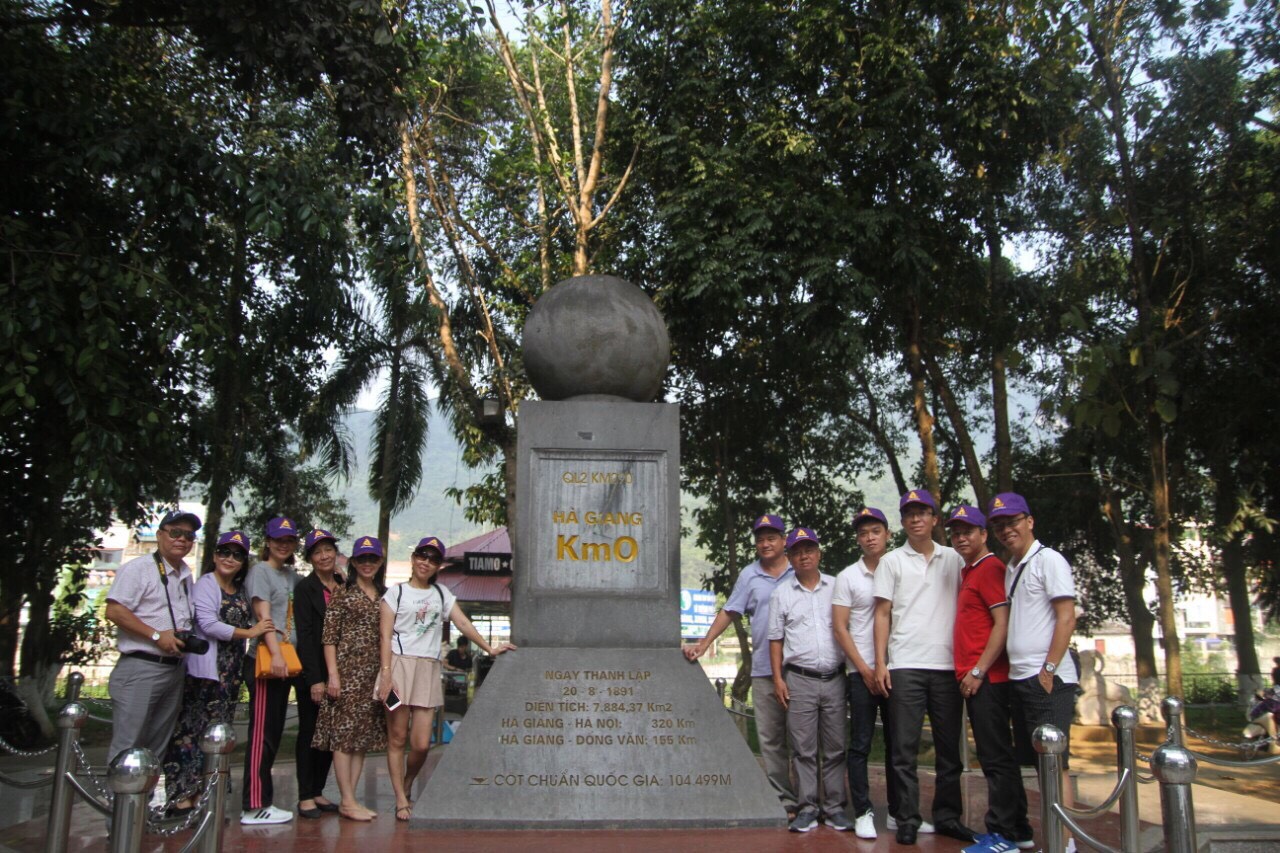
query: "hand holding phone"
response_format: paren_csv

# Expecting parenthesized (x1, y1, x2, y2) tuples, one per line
(384, 688, 402, 711)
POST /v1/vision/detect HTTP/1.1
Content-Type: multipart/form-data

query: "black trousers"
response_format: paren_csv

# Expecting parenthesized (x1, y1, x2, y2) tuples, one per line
(295, 686, 333, 801)
(846, 674, 899, 817)
(241, 657, 303, 811)
(886, 668, 964, 829)
(966, 680, 1031, 838)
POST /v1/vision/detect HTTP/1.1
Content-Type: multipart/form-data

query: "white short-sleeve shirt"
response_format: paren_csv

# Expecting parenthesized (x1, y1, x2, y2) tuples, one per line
(383, 582, 458, 658)
(872, 542, 962, 670)
(832, 560, 877, 667)
(1005, 541, 1078, 682)
(766, 574, 843, 672)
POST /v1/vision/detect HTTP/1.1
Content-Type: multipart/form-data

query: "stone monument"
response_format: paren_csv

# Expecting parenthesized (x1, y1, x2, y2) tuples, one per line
(415, 275, 785, 828)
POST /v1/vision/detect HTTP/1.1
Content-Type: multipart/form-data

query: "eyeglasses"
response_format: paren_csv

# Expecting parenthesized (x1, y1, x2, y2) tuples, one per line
(989, 514, 1028, 532)
(412, 549, 443, 564)
(162, 528, 198, 541)
(214, 547, 248, 562)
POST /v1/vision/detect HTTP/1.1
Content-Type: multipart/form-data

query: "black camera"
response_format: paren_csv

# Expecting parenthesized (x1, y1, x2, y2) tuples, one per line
(175, 631, 210, 656)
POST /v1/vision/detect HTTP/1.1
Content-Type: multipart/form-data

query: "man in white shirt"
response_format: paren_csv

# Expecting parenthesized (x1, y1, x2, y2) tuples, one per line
(988, 492, 1079, 848)
(832, 507, 898, 839)
(872, 489, 974, 845)
(684, 514, 797, 816)
(768, 527, 849, 833)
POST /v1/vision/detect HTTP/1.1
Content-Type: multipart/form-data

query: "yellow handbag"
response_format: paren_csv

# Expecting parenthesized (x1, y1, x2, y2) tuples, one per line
(255, 597, 303, 678)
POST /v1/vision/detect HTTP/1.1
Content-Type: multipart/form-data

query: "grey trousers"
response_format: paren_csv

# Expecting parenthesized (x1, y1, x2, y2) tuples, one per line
(887, 668, 964, 829)
(752, 676, 797, 810)
(108, 654, 186, 764)
(785, 670, 847, 815)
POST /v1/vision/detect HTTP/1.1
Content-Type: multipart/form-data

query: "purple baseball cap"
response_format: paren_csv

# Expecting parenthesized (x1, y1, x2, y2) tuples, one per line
(987, 492, 1031, 520)
(853, 507, 889, 528)
(159, 508, 202, 531)
(265, 516, 298, 539)
(752, 514, 785, 534)
(944, 505, 987, 528)
(351, 535, 384, 559)
(216, 530, 250, 551)
(785, 527, 821, 550)
(304, 528, 338, 554)
(415, 536, 447, 558)
(899, 489, 938, 512)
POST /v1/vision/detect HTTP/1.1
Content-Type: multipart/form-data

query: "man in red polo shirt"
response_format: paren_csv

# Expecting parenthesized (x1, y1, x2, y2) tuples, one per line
(945, 505, 1032, 849)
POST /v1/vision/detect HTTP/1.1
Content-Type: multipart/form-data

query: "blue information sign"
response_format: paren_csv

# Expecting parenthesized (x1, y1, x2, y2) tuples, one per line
(679, 589, 719, 639)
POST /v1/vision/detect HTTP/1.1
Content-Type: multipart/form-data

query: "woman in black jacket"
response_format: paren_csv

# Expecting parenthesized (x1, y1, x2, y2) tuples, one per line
(293, 528, 344, 817)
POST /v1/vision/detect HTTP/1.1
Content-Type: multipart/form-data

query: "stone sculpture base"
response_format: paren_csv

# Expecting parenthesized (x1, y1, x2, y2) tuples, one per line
(414, 648, 786, 829)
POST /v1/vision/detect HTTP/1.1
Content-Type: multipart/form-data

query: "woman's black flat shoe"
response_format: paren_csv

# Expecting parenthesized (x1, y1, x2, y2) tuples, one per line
(315, 801, 339, 813)
(298, 805, 323, 819)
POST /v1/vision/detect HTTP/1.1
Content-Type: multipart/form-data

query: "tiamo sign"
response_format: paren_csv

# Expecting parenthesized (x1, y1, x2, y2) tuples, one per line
(465, 552, 512, 576)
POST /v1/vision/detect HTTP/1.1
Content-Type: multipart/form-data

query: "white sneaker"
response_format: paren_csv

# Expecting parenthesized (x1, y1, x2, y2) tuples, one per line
(854, 810, 877, 839)
(920, 820, 935, 833)
(1066, 841, 1078, 853)
(887, 817, 934, 833)
(241, 805, 294, 825)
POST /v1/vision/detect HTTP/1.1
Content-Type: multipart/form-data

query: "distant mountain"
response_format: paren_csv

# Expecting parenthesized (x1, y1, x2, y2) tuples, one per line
(337, 403, 494, 550)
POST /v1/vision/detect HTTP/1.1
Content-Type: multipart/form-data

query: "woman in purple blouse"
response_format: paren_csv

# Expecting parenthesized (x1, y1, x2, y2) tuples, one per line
(161, 530, 273, 811)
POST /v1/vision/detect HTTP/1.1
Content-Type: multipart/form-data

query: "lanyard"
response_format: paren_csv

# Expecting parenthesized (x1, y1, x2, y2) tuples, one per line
(152, 552, 191, 632)
(1007, 544, 1045, 605)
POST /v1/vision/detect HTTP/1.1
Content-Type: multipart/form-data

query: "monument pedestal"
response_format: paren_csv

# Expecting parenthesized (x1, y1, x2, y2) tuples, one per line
(414, 648, 785, 828)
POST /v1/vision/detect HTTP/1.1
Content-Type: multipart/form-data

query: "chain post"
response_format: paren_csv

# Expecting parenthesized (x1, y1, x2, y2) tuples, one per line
(1033, 724, 1067, 853)
(1161, 695, 1185, 747)
(1111, 705, 1140, 853)
(196, 724, 236, 853)
(1151, 742, 1197, 853)
(715, 677, 726, 704)
(108, 748, 158, 853)
(63, 672, 84, 704)
(44, 702, 87, 853)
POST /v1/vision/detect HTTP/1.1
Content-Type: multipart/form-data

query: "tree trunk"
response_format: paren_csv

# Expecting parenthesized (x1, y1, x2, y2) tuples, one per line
(1213, 467, 1261, 699)
(852, 372, 908, 496)
(376, 354, 403, 546)
(985, 218, 1013, 495)
(0, 585, 21, 678)
(1101, 484, 1161, 721)
(17, 583, 56, 737)
(924, 350, 990, 511)
(1147, 419, 1183, 698)
(904, 297, 941, 500)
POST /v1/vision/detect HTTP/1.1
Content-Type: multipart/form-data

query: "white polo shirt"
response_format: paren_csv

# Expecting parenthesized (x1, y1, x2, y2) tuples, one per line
(832, 559, 877, 667)
(767, 574, 843, 672)
(1005, 540, 1078, 682)
(872, 542, 963, 670)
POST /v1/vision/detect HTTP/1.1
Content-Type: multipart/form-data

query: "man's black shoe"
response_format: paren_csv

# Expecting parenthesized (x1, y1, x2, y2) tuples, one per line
(934, 819, 978, 842)
(896, 824, 918, 845)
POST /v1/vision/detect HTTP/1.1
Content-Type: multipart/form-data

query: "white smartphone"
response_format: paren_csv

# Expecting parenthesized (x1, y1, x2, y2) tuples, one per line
(385, 688, 402, 711)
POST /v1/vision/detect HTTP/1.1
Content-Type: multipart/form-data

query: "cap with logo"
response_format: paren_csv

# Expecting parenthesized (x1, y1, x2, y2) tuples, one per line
(216, 530, 249, 550)
(265, 516, 298, 540)
(752, 514, 785, 534)
(159, 509, 202, 531)
(304, 528, 338, 555)
(899, 489, 938, 512)
(785, 527, 821, 550)
(351, 536, 384, 559)
(416, 536, 447, 559)
(944, 505, 987, 528)
(853, 507, 889, 529)
(987, 492, 1031, 520)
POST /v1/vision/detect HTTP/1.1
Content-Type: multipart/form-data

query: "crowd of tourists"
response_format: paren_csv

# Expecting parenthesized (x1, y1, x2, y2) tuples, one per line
(686, 489, 1079, 849)
(104, 513, 514, 825)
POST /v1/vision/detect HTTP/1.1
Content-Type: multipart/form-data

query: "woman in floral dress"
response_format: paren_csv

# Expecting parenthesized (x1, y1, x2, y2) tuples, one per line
(162, 530, 272, 810)
(313, 535, 388, 820)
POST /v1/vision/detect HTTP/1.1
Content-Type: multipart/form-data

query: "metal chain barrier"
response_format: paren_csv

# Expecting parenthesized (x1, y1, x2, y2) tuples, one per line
(0, 733, 59, 758)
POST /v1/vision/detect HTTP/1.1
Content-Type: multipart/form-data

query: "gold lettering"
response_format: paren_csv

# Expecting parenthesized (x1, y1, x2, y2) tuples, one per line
(582, 541, 611, 561)
(556, 535, 579, 560)
(614, 536, 638, 562)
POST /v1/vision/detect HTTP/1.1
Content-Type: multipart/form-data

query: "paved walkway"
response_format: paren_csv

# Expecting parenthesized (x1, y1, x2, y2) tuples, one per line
(3, 724, 1279, 851)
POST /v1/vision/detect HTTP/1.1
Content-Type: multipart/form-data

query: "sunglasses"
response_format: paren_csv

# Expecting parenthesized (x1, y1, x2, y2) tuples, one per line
(352, 554, 382, 564)
(214, 546, 248, 562)
(412, 549, 444, 563)
(162, 528, 198, 541)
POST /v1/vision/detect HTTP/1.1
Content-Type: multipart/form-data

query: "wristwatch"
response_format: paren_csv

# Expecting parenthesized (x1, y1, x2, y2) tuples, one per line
(1043, 661, 1057, 674)
(150, 630, 161, 642)
(970, 666, 983, 679)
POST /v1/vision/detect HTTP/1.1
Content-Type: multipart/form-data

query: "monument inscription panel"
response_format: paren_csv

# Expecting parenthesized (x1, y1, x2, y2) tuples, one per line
(532, 450, 665, 593)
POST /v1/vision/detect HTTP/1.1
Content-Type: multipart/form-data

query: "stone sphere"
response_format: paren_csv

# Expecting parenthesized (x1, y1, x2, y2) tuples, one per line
(523, 275, 670, 402)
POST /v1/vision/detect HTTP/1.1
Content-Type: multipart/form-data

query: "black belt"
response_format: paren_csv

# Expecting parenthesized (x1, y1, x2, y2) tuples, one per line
(125, 651, 182, 666)
(785, 663, 844, 681)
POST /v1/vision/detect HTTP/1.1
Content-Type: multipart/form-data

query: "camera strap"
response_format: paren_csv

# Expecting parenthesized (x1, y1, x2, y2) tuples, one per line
(153, 552, 192, 635)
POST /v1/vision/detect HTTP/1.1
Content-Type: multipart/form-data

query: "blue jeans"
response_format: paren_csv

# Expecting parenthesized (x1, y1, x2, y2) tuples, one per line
(846, 673, 898, 817)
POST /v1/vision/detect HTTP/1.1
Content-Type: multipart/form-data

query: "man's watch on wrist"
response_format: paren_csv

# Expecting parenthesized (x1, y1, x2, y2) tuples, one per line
(150, 630, 161, 642)
(1043, 661, 1057, 674)
(970, 666, 983, 679)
